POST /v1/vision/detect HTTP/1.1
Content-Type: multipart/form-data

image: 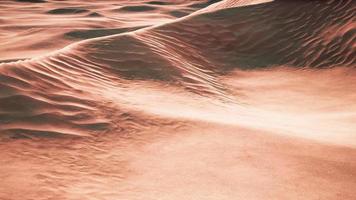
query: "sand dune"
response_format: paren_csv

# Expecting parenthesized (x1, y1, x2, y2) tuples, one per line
(0, 0, 355, 199)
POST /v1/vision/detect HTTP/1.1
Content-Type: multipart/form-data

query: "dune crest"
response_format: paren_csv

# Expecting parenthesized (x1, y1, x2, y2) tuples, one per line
(0, 0, 355, 199)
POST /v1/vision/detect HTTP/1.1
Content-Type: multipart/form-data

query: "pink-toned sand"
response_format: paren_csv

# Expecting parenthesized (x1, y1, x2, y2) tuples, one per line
(0, 0, 355, 199)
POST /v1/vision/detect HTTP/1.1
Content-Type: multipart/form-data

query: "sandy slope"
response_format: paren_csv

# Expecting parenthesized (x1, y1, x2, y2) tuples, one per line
(0, 0, 355, 199)
(119, 123, 356, 200)
(1, 120, 355, 200)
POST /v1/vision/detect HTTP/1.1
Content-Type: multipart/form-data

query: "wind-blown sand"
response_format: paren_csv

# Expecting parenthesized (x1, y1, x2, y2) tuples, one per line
(0, 0, 355, 199)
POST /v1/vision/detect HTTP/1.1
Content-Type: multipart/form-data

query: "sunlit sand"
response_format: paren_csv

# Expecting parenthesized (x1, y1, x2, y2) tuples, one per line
(0, 0, 355, 199)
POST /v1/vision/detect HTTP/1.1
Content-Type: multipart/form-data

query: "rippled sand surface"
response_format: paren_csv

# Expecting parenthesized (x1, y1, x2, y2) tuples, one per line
(0, 0, 204, 61)
(1, 0, 356, 199)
